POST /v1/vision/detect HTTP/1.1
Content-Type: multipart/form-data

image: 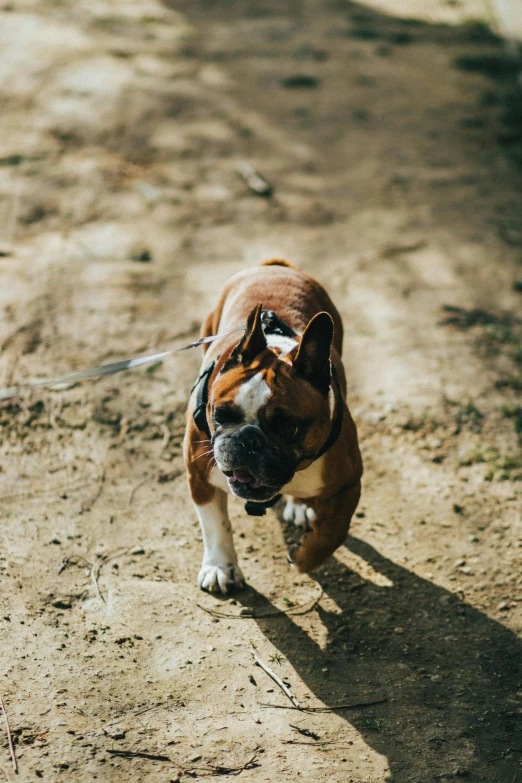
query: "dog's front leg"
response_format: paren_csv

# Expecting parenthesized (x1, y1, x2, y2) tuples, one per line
(289, 481, 361, 573)
(194, 489, 244, 593)
(184, 411, 244, 593)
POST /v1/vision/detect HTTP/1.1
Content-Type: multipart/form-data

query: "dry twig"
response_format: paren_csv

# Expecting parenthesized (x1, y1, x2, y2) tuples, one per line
(252, 650, 300, 709)
(79, 468, 105, 513)
(237, 162, 273, 197)
(0, 476, 92, 503)
(107, 748, 260, 777)
(261, 697, 388, 713)
(0, 697, 18, 774)
(188, 751, 260, 776)
(108, 750, 170, 761)
(289, 724, 320, 740)
(58, 554, 92, 575)
(160, 423, 170, 450)
(102, 698, 180, 729)
(282, 739, 354, 747)
(91, 548, 130, 603)
(128, 478, 149, 506)
(197, 586, 323, 620)
(59, 548, 130, 602)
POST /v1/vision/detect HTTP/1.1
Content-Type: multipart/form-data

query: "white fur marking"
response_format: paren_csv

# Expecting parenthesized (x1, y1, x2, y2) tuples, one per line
(195, 490, 244, 593)
(234, 371, 271, 423)
(283, 454, 325, 498)
(266, 334, 298, 356)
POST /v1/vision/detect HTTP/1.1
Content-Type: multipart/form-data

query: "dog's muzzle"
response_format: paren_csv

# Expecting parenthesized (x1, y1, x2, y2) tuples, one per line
(214, 424, 295, 501)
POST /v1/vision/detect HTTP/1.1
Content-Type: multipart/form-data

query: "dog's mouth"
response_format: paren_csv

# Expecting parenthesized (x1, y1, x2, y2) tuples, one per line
(223, 468, 280, 500)
(224, 468, 264, 489)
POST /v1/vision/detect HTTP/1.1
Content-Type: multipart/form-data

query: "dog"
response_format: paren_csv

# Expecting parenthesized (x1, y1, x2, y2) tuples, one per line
(183, 260, 363, 593)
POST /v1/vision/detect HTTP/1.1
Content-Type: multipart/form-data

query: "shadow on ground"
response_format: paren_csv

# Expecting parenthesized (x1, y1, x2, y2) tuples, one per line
(238, 534, 522, 782)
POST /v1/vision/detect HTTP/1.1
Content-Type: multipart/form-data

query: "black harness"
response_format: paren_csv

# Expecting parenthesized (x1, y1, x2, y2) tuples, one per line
(191, 311, 344, 516)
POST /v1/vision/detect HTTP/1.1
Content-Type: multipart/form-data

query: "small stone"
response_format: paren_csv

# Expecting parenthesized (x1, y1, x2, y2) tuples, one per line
(239, 607, 253, 617)
(50, 538, 62, 545)
(394, 627, 405, 634)
(281, 74, 319, 89)
(130, 546, 145, 555)
(103, 727, 126, 740)
(498, 601, 509, 611)
(129, 246, 152, 263)
(52, 598, 72, 610)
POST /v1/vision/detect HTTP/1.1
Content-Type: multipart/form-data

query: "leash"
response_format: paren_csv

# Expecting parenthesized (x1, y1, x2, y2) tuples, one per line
(0, 326, 246, 401)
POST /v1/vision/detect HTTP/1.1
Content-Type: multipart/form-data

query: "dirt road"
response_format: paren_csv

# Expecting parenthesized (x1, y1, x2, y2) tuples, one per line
(1, 1, 522, 781)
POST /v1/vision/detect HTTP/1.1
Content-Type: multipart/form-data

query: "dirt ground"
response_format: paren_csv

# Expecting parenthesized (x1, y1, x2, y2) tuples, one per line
(1, 0, 522, 781)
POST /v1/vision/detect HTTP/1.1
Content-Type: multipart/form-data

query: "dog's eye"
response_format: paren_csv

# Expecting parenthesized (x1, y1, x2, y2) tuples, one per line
(213, 405, 242, 426)
(277, 421, 301, 439)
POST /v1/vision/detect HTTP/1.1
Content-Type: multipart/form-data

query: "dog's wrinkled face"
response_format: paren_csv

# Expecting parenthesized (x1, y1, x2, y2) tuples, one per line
(210, 304, 334, 501)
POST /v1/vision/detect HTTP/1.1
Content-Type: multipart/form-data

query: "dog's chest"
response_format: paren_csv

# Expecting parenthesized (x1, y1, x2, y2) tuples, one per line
(282, 455, 325, 498)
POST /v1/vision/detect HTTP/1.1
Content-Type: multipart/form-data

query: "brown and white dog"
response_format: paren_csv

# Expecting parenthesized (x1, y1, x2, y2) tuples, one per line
(183, 260, 363, 593)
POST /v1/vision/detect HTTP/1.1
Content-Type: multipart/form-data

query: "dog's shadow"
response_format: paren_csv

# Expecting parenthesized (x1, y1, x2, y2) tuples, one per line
(236, 533, 522, 782)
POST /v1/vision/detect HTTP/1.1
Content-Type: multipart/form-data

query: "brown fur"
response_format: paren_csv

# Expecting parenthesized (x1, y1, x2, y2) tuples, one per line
(184, 259, 363, 574)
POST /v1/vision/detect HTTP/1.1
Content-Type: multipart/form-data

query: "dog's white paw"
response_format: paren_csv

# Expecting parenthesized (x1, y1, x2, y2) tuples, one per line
(283, 499, 317, 528)
(198, 562, 245, 594)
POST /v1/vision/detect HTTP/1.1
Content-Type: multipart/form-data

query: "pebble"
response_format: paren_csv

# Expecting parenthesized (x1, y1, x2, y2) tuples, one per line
(104, 727, 126, 740)
(130, 546, 145, 555)
(52, 599, 72, 609)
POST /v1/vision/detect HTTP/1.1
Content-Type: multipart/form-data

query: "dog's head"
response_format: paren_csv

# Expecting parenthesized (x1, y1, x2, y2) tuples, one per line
(209, 304, 335, 502)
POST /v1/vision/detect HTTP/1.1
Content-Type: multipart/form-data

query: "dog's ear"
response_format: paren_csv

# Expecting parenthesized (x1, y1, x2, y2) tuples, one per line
(231, 303, 267, 364)
(293, 312, 334, 394)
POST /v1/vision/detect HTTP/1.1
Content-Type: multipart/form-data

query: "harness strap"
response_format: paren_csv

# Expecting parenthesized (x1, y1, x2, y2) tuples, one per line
(191, 360, 215, 437)
(310, 363, 344, 461)
(260, 310, 297, 338)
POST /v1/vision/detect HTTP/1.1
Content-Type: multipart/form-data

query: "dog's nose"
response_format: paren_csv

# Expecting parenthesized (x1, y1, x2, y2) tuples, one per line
(238, 424, 266, 452)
